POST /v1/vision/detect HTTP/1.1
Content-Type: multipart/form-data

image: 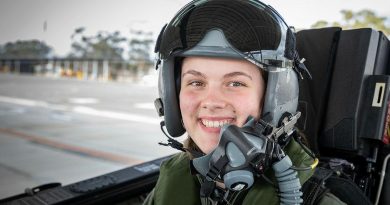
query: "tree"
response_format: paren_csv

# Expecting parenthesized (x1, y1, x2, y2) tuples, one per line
(311, 9, 390, 35)
(128, 30, 154, 65)
(0, 40, 53, 73)
(69, 27, 127, 60)
(0, 40, 53, 59)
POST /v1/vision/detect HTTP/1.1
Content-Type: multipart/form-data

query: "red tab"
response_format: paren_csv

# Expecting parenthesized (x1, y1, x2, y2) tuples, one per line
(383, 101, 390, 144)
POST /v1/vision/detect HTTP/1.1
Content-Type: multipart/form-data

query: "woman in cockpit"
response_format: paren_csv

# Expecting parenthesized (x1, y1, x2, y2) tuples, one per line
(144, 1, 346, 204)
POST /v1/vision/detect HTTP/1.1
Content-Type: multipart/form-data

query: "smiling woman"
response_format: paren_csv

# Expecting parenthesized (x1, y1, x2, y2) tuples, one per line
(0, 0, 389, 204)
(180, 57, 265, 154)
(145, 0, 346, 204)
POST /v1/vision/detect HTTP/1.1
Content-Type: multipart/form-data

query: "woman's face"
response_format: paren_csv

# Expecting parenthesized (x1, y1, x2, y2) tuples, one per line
(179, 56, 265, 154)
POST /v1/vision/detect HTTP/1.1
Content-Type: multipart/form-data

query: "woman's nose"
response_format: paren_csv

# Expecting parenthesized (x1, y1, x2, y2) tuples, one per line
(200, 87, 227, 111)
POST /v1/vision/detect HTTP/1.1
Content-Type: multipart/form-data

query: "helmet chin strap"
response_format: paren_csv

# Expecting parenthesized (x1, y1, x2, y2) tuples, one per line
(292, 51, 312, 80)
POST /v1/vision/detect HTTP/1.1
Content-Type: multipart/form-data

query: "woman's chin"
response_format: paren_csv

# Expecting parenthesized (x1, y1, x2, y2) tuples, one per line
(200, 141, 220, 155)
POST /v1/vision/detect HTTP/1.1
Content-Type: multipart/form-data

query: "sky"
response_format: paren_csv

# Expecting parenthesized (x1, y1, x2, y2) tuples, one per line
(0, 0, 389, 57)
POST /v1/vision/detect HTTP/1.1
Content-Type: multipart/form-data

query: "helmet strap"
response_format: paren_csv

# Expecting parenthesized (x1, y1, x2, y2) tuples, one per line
(158, 121, 204, 158)
(293, 51, 312, 80)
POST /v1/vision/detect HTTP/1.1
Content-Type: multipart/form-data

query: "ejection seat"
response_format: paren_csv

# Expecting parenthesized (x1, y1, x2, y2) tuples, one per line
(296, 27, 390, 204)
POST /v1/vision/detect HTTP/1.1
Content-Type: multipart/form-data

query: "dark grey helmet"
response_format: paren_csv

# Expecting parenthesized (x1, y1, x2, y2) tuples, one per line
(154, 0, 303, 137)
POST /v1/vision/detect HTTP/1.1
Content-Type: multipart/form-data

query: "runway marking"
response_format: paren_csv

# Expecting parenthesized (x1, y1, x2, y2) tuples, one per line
(73, 106, 160, 124)
(134, 102, 155, 110)
(0, 128, 143, 165)
(0, 95, 49, 107)
(0, 95, 160, 124)
(68, 98, 99, 104)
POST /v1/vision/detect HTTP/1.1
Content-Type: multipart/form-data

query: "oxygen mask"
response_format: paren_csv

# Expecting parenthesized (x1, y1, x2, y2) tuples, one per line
(190, 114, 309, 204)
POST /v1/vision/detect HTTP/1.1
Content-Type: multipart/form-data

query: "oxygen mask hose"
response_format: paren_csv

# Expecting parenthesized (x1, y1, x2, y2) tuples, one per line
(273, 155, 303, 205)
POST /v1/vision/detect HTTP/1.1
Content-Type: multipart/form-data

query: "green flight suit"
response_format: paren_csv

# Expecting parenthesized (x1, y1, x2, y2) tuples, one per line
(143, 138, 346, 205)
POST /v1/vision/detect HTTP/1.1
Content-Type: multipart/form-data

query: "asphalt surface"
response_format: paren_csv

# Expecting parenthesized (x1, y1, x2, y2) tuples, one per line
(0, 73, 181, 199)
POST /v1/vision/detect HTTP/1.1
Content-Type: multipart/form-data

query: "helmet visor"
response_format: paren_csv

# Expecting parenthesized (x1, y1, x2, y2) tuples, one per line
(157, 0, 295, 71)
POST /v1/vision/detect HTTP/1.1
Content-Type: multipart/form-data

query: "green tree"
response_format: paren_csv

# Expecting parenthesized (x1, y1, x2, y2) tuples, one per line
(0, 40, 53, 59)
(69, 27, 127, 60)
(128, 30, 154, 65)
(311, 9, 390, 35)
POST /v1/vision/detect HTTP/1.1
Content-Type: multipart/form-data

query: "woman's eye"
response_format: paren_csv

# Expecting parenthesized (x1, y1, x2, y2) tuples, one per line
(189, 81, 204, 87)
(228, 81, 246, 87)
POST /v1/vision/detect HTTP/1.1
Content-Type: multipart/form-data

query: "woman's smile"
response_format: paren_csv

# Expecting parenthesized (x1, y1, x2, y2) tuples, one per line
(199, 117, 235, 133)
(179, 56, 265, 154)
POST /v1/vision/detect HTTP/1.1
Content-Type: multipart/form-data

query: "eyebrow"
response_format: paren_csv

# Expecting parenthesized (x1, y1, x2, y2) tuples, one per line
(182, 70, 253, 80)
(224, 71, 252, 80)
(182, 70, 206, 78)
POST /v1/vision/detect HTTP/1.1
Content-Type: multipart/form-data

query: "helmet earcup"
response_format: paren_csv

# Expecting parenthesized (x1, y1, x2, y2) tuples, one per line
(159, 58, 186, 137)
(262, 69, 299, 126)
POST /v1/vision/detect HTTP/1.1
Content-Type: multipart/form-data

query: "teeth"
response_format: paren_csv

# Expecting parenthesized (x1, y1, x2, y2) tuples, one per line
(202, 119, 232, 128)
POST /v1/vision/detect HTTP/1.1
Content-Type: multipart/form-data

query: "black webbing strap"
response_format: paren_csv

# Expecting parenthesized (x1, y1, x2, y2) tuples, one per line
(326, 175, 372, 205)
(302, 167, 332, 205)
(198, 176, 226, 203)
(302, 167, 373, 205)
(206, 156, 229, 180)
